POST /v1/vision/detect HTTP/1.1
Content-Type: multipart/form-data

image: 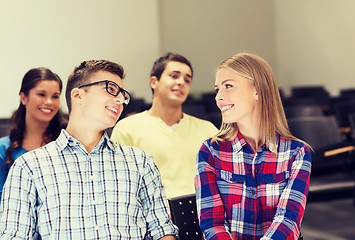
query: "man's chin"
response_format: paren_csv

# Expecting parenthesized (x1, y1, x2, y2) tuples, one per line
(172, 95, 188, 104)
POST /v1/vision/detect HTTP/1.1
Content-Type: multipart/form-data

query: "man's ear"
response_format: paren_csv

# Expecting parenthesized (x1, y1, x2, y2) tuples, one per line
(71, 88, 82, 105)
(150, 76, 159, 90)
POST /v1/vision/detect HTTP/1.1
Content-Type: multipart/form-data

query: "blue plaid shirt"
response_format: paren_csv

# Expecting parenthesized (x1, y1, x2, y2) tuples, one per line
(0, 130, 177, 239)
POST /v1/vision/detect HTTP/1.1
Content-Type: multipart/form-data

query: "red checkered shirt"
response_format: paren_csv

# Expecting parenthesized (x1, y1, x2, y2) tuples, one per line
(195, 132, 311, 240)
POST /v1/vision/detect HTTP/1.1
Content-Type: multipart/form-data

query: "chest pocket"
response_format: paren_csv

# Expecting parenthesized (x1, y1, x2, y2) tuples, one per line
(259, 171, 290, 207)
(216, 169, 246, 206)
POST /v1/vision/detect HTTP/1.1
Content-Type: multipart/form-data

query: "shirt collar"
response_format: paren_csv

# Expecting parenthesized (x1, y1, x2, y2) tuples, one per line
(231, 131, 279, 154)
(231, 132, 245, 153)
(56, 129, 114, 153)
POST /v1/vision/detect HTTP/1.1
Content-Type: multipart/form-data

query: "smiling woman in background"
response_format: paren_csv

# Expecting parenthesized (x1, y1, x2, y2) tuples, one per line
(0, 67, 66, 200)
(195, 53, 311, 240)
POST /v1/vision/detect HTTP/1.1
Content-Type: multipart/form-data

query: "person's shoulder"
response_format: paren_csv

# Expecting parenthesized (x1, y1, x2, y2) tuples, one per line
(112, 112, 149, 138)
(0, 136, 10, 162)
(10, 141, 61, 178)
(18, 140, 58, 163)
(110, 140, 155, 168)
(0, 136, 11, 156)
(278, 135, 311, 152)
(200, 137, 222, 150)
(182, 114, 219, 136)
(183, 113, 204, 121)
(119, 111, 148, 122)
(0, 136, 10, 146)
(111, 139, 151, 158)
(183, 113, 217, 127)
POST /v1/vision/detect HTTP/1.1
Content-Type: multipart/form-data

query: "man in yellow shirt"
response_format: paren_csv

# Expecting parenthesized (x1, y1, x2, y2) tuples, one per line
(111, 53, 218, 199)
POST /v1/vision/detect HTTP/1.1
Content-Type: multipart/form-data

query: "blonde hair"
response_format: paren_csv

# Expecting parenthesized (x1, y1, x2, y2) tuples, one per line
(212, 53, 309, 149)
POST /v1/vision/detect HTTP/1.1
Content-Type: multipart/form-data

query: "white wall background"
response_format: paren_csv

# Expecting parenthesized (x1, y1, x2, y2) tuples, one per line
(158, 0, 276, 97)
(0, 0, 161, 118)
(274, 0, 355, 96)
(1, 0, 354, 118)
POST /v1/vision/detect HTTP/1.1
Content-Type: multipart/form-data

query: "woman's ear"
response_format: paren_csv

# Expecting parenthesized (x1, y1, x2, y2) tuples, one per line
(254, 88, 259, 101)
(20, 92, 27, 105)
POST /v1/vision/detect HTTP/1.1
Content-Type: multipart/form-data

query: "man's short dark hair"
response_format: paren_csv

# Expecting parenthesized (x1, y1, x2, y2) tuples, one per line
(65, 60, 125, 113)
(150, 53, 193, 80)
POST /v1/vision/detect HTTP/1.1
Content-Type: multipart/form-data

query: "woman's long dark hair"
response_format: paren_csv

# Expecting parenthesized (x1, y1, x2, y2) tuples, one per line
(3, 67, 67, 167)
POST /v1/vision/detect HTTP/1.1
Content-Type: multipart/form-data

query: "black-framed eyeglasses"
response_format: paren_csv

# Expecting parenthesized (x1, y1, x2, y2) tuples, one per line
(78, 80, 131, 106)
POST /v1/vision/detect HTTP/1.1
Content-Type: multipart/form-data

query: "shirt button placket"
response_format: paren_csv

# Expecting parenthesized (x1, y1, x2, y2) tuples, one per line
(88, 154, 99, 234)
(252, 169, 257, 198)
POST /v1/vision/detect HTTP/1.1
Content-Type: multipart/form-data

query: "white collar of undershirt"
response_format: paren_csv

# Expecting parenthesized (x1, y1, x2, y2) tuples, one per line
(168, 122, 179, 131)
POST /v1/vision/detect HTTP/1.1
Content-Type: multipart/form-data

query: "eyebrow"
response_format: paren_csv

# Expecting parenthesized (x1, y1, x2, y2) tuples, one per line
(171, 70, 192, 79)
(35, 89, 60, 94)
(215, 79, 234, 88)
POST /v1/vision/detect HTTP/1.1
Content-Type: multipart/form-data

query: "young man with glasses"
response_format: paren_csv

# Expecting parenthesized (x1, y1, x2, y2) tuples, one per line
(0, 60, 178, 239)
(111, 53, 218, 199)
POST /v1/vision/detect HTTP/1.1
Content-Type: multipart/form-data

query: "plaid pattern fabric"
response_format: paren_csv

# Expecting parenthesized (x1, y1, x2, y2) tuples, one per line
(195, 133, 311, 240)
(0, 130, 177, 240)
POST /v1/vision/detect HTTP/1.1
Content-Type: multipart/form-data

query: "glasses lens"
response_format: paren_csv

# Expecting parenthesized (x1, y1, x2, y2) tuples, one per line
(105, 81, 131, 106)
(123, 91, 130, 105)
(107, 81, 120, 96)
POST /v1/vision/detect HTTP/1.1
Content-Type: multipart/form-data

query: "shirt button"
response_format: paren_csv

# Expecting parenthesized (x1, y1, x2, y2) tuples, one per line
(95, 225, 99, 230)
(92, 200, 96, 205)
(251, 214, 255, 219)
(252, 190, 256, 195)
(90, 175, 94, 181)
(254, 169, 258, 174)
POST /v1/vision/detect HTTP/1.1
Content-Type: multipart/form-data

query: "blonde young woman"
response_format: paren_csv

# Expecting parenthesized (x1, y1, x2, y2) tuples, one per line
(195, 53, 311, 240)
